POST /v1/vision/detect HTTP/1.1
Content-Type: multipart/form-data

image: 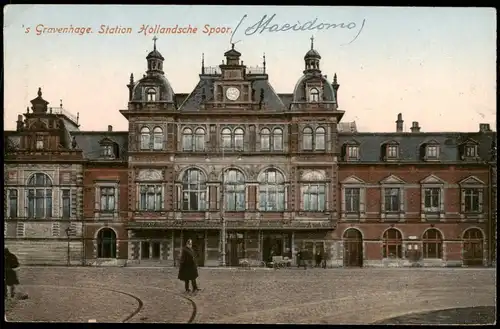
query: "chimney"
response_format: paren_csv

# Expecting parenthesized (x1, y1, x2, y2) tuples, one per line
(396, 113, 404, 132)
(479, 123, 491, 132)
(16, 114, 24, 131)
(108, 125, 113, 132)
(410, 121, 421, 133)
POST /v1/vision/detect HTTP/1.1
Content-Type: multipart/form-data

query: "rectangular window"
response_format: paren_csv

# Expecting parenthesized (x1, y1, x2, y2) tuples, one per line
(345, 188, 360, 213)
(347, 146, 359, 160)
(194, 135, 205, 151)
(426, 145, 438, 158)
(302, 184, 326, 211)
(140, 185, 163, 211)
(102, 145, 114, 157)
(36, 136, 44, 150)
(273, 135, 283, 151)
(62, 189, 71, 219)
(100, 187, 116, 212)
(28, 188, 52, 219)
(9, 189, 18, 218)
(424, 188, 440, 212)
(465, 145, 477, 157)
(261, 135, 270, 151)
(140, 135, 150, 150)
(153, 135, 163, 150)
(384, 188, 400, 212)
(464, 188, 481, 213)
(387, 145, 398, 158)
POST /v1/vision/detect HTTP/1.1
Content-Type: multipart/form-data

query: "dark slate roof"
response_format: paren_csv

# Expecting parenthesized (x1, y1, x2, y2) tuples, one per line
(60, 118, 80, 148)
(278, 93, 293, 109)
(338, 131, 497, 163)
(305, 48, 321, 59)
(70, 131, 128, 161)
(131, 74, 175, 103)
(178, 76, 286, 111)
(292, 72, 336, 103)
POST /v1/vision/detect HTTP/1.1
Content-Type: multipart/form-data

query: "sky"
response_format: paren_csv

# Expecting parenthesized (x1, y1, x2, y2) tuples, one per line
(3, 5, 497, 132)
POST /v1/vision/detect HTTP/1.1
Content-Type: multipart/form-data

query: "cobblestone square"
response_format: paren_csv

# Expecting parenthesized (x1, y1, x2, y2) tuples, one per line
(5, 267, 496, 324)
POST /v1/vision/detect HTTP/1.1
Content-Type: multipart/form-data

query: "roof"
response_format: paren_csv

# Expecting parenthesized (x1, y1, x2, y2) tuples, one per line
(338, 131, 496, 163)
(70, 131, 129, 161)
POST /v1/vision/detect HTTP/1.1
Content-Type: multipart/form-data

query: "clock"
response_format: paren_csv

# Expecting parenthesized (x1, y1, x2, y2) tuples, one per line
(226, 87, 240, 101)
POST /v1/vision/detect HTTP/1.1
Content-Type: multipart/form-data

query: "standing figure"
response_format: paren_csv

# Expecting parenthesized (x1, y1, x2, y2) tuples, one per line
(315, 250, 322, 267)
(5, 248, 20, 298)
(178, 239, 200, 294)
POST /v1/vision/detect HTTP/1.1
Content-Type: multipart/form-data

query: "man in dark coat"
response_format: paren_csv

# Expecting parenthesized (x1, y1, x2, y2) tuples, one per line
(178, 239, 199, 293)
(5, 248, 20, 298)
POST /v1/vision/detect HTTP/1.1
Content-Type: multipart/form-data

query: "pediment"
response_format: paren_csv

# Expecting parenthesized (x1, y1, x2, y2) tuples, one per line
(301, 170, 326, 181)
(459, 176, 485, 185)
(344, 139, 360, 146)
(460, 138, 479, 146)
(420, 174, 446, 184)
(99, 137, 115, 145)
(341, 175, 365, 184)
(380, 174, 405, 184)
(422, 139, 440, 145)
(381, 139, 399, 146)
(138, 169, 163, 181)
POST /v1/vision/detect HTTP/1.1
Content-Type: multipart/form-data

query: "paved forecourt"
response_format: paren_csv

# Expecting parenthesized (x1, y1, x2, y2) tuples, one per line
(5, 266, 496, 324)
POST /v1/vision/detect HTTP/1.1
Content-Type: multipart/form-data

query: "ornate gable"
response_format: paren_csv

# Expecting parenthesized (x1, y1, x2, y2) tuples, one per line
(99, 137, 115, 145)
(460, 137, 479, 146)
(459, 176, 485, 186)
(380, 174, 405, 184)
(341, 175, 365, 184)
(420, 174, 446, 184)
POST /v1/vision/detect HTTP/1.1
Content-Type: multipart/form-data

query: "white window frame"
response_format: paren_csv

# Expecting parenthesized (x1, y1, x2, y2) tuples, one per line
(138, 184, 164, 211)
(340, 182, 366, 221)
(464, 144, 478, 158)
(300, 183, 327, 212)
(346, 145, 359, 161)
(309, 88, 320, 102)
(101, 144, 114, 158)
(36, 135, 44, 150)
(425, 144, 439, 160)
(95, 182, 119, 219)
(462, 188, 483, 213)
(152, 126, 164, 150)
(386, 144, 399, 159)
(381, 184, 405, 221)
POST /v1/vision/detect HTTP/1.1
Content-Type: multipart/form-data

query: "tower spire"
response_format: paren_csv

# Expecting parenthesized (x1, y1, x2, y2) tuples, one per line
(310, 36, 314, 49)
(201, 53, 205, 74)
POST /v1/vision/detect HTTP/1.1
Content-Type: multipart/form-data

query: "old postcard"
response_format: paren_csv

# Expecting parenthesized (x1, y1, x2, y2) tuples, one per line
(3, 4, 496, 325)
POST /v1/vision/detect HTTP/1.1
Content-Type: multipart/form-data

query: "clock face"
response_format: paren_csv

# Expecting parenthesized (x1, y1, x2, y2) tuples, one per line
(226, 87, 240, 101)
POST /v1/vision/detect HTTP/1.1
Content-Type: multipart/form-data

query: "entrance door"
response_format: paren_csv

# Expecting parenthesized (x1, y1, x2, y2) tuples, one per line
(184, 231, 205, 267)
(262, 233, 284, 263)
(463, 228, 484, 266)
(227, 232, 245, 266)
(343, 229, 363, 267)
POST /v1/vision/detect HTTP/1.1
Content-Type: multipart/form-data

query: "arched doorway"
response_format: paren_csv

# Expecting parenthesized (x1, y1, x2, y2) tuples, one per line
(343, 229, 363, 267)
(462, 228, 484, 266)
(97, 228, 117, 258)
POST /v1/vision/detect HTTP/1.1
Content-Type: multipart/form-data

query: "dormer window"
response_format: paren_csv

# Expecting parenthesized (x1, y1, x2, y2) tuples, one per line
(381, 141, 399, 161)
(420, 140, 440, 161)
(426, 145, 438, 158)
(342, 141, 360, 161)
(146, 88, 157, 102)
(465, 145, 477, 157)
(309, 88, 320, 102)
(36, 135, 44, 150)
(387, 145, 398, 158)
(101, 145, 114, 158)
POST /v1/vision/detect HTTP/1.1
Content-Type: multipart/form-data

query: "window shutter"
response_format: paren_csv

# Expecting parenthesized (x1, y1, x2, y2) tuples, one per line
(380, 188, 385, 212)
(115, 186, 119, 215)
(460, 189, 465, 212)
(161, 185, 165, 210)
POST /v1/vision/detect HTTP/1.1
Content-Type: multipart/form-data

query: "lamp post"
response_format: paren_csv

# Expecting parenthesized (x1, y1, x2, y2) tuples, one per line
(65, 227, 71, 266)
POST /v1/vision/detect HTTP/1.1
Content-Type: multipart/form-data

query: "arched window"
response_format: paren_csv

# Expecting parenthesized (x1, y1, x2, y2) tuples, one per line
(153, 127, 163, 150)
(194, 128, 205, 151)
(260, 128, 271, 151)
(234, 128, 244, 150)
(97, 228, 117, 258)
(182, 128, 193, 151)
(303, 127, 313, 150)
(422, 229, 443, 259)
(258, 169, 285, 211)
(315, 127, 326, 150)
(223, 169, 245, 211)
(382, 229, 402, 259)
(272, 128, 283, 151)
(27, 173, 52, 219)
(182, 169, 207, 211)
(221, 128, 232, 150)
(146, 88, 156, 102)
(462, 228, 484, 266)
(301, 171, 326, 211)
(310, 88, 320, 102)
(140, 127, 150, 150)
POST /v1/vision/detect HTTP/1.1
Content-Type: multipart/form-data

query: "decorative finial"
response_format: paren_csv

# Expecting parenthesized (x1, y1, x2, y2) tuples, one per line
(60, 99, 63, 108)
(76, 112, 80, 125)
(333, 73, 338, 84)
(231, 43, 235, 50)
(201, 53, 205, 74)
(38, 87, 42, 97)
(26, 106, 29, 113)
(130, 73, 134, 83)
(263, 52, 266, 74)
(152, 35, 158, 50)
(310, 36, 314, 50)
